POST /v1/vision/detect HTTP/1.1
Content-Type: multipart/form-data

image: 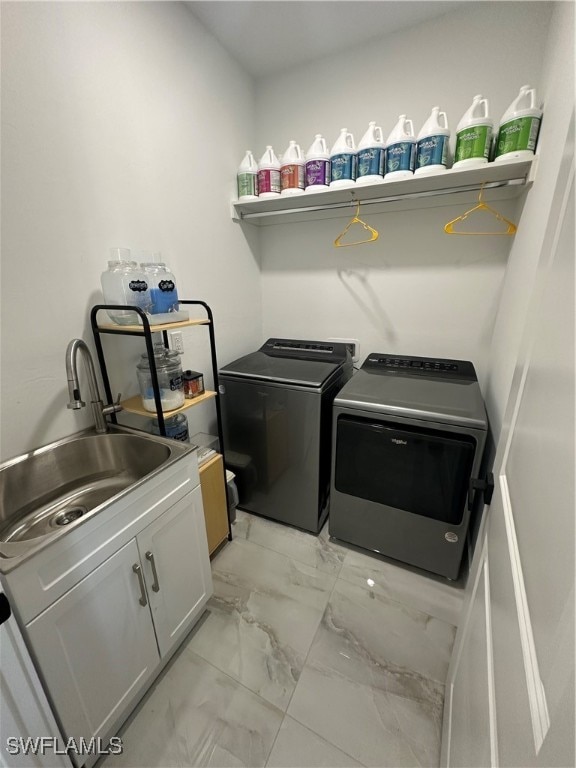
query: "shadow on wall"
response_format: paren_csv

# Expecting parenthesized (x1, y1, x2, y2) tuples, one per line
(238, 220, 262, 270)
(27, 389, 80, 455)
(337, 267, 398, 346)
(12, 293, 107, 455)
(258, 197, 525, 273)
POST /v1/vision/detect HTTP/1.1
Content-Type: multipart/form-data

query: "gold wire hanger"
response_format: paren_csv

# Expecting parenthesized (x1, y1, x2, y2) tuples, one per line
(334, 200, 379, 247)
(444, 182, 517, 236)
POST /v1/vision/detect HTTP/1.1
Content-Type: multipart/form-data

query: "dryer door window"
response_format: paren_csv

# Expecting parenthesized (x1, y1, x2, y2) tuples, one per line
(335, 416, 475, 524)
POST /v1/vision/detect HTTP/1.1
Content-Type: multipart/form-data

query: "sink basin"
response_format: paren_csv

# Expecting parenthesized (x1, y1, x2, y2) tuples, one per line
(0, 425, 194, 563)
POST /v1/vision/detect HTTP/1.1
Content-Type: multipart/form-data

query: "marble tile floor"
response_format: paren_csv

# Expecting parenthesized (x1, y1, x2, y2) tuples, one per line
(102, 510, 464, 768)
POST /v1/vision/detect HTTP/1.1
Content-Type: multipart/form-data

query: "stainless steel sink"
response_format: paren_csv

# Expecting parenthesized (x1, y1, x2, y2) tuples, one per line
(0, 425, 194, 563)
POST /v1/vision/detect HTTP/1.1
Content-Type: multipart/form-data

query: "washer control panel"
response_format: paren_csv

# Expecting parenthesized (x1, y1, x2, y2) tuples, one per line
(262, 338, 350, 363)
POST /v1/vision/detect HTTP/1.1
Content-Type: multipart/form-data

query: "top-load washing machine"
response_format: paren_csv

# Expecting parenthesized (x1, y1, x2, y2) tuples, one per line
(219, 338, 352, 533)
(330, 353, 488, 580)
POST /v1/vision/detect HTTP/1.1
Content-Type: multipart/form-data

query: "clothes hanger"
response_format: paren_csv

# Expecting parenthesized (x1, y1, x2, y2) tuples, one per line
(334, 200, 379, 247)
(444, 182, 517, 236)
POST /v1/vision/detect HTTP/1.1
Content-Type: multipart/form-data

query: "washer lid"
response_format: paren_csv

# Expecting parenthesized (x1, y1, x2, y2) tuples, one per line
(219, 338, 349, 388)
(335, 354, 487, 429)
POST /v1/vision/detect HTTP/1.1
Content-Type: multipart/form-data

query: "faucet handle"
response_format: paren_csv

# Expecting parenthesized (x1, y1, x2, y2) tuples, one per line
(102, 393, 123, 416)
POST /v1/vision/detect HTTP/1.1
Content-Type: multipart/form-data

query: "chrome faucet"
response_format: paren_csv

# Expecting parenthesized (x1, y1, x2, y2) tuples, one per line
(65, 339, 122, 434)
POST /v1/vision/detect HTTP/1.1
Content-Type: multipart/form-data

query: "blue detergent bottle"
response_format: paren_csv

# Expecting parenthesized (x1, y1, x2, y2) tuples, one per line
(356, 122, 385, 184)
(415, 107, 450, 176)
(330, 128, 356, 187)
(384, 115, 416, 181)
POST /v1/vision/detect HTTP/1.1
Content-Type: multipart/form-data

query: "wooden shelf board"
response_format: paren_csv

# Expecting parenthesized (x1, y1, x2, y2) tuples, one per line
(199, 453, 223, 473)
(121, 390, 217, 417)
(97, 318, 210, 333)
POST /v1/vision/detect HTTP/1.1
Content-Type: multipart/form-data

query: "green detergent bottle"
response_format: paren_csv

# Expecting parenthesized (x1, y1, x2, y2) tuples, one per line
(494, 85, 542, 162)
(454, 95, 493, 169)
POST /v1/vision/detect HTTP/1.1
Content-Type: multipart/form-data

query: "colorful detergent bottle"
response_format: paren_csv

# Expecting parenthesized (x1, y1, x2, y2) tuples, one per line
(330, 128, 356, 187)
(415, 107, 450, 176)
(257, 146, 281, 198)
(384, 115, 416, 181)
(280, 140, 305, 196)
(305, 134, 330, 191)
(494, 85, 542, 162)
(236, 150, 258, 200)
(356, 122, 385, 184)
(453, 95, 493, 169)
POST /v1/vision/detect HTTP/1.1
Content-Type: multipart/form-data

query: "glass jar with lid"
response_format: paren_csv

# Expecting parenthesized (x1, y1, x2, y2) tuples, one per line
(140, 261, 179, 315)
(149, 413, 189, 442)
(101, 248, 151, 325)
(136, 344, 185, 412)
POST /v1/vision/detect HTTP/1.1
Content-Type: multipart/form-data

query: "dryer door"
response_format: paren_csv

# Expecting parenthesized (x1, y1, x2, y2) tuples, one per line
(335, 415, 476, 524)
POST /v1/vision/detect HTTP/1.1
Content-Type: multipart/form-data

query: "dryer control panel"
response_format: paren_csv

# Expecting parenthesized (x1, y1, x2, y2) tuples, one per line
(363, 354, 477, 381)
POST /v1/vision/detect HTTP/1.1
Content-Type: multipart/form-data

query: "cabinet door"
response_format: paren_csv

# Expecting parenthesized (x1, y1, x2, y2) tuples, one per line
(199, 454, 229, 554)
(137, 487, 213, 658)
(25, 540, 159, 760)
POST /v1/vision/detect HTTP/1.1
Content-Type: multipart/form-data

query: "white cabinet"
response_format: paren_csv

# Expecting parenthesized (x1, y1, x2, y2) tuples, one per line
(26, 539, 159, 762)
(0, 592, 70, 768)
(136, 488, 212, 657)
(24, 488, 212, 767)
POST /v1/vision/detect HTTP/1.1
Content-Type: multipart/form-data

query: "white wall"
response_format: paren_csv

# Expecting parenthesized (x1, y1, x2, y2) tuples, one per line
(484, 0, 575, 437)
(255, 2, 552, 397)
(0, 2, 261, 460)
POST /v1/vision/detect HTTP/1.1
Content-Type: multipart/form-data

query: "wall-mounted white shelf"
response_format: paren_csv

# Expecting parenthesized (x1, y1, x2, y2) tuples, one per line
(232, 158, 536, 226)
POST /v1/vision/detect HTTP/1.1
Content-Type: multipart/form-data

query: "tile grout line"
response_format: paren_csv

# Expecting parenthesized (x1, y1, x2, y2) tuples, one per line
(233, 514, 347, 579)
(236, 515, 353, 766)
(205, 517, 347, 766)
(231, 515, 453, 689)
(265, 714, 369, 768)
(228, 517, 446, 763)
(270, 541, 350, 764)
(334, 564, 459, 635)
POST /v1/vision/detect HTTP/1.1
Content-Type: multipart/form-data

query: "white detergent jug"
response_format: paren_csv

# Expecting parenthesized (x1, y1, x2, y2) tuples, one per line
(384, 115, 416, 181)
(494, 85, 542, 162)
(237, 150, 258, 200)
(330, 128, 356, 187)
(415, 107, 450, 176)
(356, 122, 385, 184)
(257, 146, 281, 198)
(280, 140, 305, 196)
(305, 134, 330, 191)
(453, 95, 493, 169)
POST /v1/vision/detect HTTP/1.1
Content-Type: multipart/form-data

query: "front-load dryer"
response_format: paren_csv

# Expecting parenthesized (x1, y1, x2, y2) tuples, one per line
(329, 353, 488, 579)
(219, 338, 352, 533)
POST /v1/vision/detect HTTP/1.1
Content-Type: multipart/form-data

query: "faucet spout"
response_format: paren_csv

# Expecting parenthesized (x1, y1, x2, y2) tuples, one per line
(65, 339, 122, 433)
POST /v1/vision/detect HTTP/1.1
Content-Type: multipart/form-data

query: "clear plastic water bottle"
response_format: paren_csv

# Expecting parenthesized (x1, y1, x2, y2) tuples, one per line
(100, 248, 151, 325)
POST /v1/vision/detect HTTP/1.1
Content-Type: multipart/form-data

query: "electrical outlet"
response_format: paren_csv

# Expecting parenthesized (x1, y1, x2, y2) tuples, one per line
(328, 337, 360, 363)
(168, 330, 184, 354)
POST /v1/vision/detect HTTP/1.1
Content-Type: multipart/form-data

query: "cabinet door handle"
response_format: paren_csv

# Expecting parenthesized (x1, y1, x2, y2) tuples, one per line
(132, 563, 148, 606)
(145, 551, 160, 592)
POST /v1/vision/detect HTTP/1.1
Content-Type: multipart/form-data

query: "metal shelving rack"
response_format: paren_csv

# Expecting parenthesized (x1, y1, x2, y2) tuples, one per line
(90, 300, 232, 542)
